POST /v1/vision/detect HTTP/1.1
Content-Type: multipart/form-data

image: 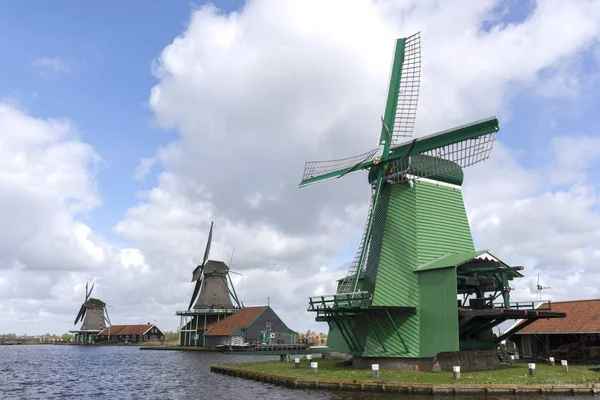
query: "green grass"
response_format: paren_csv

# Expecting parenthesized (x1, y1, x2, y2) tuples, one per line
(222, 359, 600, 385)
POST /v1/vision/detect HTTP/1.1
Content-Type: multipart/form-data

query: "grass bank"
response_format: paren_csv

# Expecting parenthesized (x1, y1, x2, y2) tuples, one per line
(221, 359, 600, 385)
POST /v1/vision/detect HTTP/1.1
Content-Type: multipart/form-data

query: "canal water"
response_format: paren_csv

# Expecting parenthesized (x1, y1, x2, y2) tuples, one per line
(0, 345, 590, 399)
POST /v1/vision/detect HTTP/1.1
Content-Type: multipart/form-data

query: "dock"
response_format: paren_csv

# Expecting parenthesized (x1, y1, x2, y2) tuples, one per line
(223, 344, 334, 361)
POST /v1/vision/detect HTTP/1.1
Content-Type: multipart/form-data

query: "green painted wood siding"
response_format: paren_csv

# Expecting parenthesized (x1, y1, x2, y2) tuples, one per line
(414, 180, 475, 263)
(418, 268, 459, 357)
(414, 179, 472, 357)
(369, 179, 473, 358)
(370, 183, 420, 357)
(323, 178, 477, 358)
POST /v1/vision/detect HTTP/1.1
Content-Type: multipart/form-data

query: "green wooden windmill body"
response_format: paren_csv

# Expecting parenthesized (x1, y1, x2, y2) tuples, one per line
(300, 33, 564, 360)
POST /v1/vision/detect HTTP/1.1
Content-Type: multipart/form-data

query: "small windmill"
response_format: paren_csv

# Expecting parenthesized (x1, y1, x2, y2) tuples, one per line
(72, 282, 111, 344)
(178, 222, 243, 346)
(301, 33, 564, 362)
(536, 273, 551, 301)
(187, 221, 242, 310)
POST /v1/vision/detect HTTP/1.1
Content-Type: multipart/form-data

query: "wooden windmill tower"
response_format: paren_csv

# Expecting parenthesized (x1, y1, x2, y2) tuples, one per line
(70, 282, 111, 344)
(300, 33, 564, 369)
(176, 221, 243, 346)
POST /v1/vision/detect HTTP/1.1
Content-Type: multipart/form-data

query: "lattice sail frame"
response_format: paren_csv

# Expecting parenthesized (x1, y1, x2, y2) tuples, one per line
(301, 147, 380, 183)
(391, 32, 421, 143)
(387, 131, 497, 184)
(337, 189, 375, 294)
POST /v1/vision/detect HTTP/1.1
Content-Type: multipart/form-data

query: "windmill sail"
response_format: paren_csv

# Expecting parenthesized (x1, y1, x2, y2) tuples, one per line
(300, 147, 380, 187)
(337, 191, 376, 294)
(385, 116, 498, 184)
(390, 32, 421, 143)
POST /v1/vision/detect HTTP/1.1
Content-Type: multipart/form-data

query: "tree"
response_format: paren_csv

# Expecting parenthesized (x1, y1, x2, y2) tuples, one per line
(61, 333, 73, 342)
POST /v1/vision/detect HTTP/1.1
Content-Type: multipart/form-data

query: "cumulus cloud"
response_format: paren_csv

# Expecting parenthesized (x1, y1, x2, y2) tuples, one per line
(0, 104, 104, 271)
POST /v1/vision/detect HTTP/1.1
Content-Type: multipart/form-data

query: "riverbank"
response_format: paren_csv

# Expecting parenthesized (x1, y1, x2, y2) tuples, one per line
(211, 359, 600, 395)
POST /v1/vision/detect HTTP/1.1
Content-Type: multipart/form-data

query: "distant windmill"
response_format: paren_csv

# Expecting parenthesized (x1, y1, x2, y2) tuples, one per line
(178, 222, 244, 346)
(72, 282, 111, 344)
(536, 273, 551, 301)
(187, 222, 242, 310)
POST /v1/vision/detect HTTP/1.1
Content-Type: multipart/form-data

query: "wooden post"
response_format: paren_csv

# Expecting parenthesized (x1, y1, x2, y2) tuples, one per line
(453, 366, 460, 380)
(372, 364, 379, 378)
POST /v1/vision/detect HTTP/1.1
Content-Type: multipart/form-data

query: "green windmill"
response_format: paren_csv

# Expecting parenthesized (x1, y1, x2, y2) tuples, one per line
(300, 32, 564, 368)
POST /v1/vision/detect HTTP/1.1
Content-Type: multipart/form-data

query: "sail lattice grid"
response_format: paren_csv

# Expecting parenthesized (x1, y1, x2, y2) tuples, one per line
(389, 131, 497, 183)
(302, 148, 379, 183)
(337, 190, 375, 294)
(392, 32, 421, 142)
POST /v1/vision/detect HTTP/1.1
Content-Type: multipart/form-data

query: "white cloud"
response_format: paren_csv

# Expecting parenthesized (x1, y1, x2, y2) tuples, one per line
(4, 0, 600, 335)
(0, 104, 104, 271)
(119, 0, 600, 332)
(32, 57, 72, 77)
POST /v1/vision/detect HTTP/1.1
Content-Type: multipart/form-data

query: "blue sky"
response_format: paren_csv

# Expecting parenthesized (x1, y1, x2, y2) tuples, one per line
(2, 0, 600, 334)
(0, 1, 245, 242)
(0, 0, 591, 243)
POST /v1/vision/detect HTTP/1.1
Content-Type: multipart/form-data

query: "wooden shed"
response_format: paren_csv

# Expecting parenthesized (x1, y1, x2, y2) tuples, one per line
(512, 299, 600, 360)
(203, 306, 297, 347)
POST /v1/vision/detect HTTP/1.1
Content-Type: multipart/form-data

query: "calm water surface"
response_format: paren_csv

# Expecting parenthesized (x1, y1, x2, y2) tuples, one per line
(0, 345, 591, 400)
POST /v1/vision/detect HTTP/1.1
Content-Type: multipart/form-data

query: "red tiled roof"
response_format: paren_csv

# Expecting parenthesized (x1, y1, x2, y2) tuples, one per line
(204, 306, 267, 337)
(97, 324, 155, 336)
(517, 299, 600, 334)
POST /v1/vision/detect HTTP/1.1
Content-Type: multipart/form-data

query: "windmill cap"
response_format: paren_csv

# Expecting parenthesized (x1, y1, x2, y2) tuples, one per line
(85, 298, 106, 306)
(204, 260, 229, 274)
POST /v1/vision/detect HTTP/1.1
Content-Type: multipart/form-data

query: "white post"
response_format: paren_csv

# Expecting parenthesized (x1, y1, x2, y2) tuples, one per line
(561, 360, 568, 373)
(509, 355, 515, 363)
(528, 363, 536, 376)
(372, 364, 380, 378)
(294, 358, 300, 369)
(453, 366, 460, 380)
(549, 357, 555, 366)
(310, 361, 318, 374)
(306, 354, 312, 365)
